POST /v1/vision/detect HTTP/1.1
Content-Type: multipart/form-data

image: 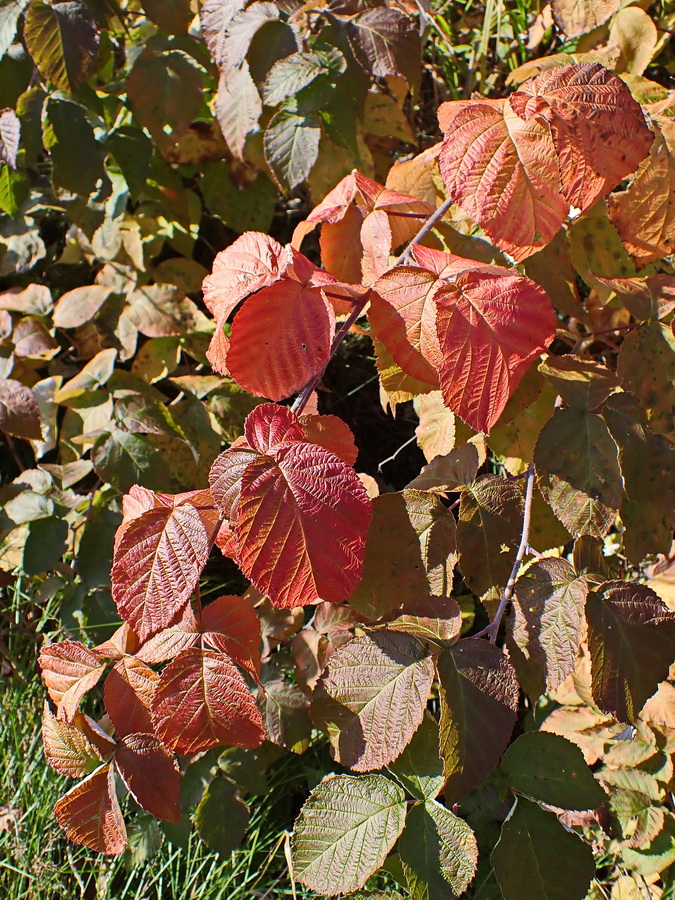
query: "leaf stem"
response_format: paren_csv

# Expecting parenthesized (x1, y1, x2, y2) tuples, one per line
(291, 196, 454, 415)
(473, 461, 536, 643)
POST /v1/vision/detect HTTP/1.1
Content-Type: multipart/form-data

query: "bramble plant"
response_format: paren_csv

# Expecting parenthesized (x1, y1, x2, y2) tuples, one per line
(2, 2, 675, 898)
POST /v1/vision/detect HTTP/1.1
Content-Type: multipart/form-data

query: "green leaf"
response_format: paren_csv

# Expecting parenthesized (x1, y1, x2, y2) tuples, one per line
(0, 0, 29, 60)
(349, 489, 457, 619)
(507, 558, 588, 700)
(291, 774, 407, 896)
(538, 355, 620, 411)
(23, 516, 68, 575)
(263, 48, 346, 106)
(23, 0, 99, 93)
(0, 163, 28, 216)
(535, 408, 622, 538)
(43, 97, 105, 196)
(388, 713, 444, 802)
(619, 813, 675, 878)
(457, 475, 523, 597)
(617, 322, 675, 442)
(263, 108, 321, 192)
(586, 580, 675, 723)
(91, 428, 174, 493)
(438, 639, 518, 801)
(491, 798, 595, 900)
(77, 509, 120, 590)
(500, 731, 606, 810)
(194, 775, 250, 856)
(398, 800, 478, 900)
(200, 164, 277, 235)
(312, 630, 435, 772)
(106, 127, 153, 198)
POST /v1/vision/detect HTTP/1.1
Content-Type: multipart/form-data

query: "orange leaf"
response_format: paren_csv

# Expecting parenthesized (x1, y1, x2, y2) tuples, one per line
(200, 594, 262, 680)
(298, 414, 359, 466)
(54, 764, 127, 855)
(39, 641, 107, 722)
(151, 647, 266, 754)
(42, 703, 106, 778)
(103, 657, 159, 737)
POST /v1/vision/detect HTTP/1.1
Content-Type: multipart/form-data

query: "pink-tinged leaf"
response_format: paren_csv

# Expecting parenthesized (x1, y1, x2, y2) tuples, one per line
(313, 630, 435, 771)
(151, 647, 266, 754)
(214, 62, 262, 159)
(0, 378, 42, 439)
(439, 64, 652, 261)
(227, 278, 335, 400)
(586, 581, 675, 723)
(111, 504, 211, 641)
(434, 268, 556, 432)
(209, 440, 260, 520)
(54, 764, 126, 855)
(114, 732, 181, 823)
(135, 606, 199, 664)
(39, 641, 106, 722)
(235, 442, 372, 609)
(438, 639, 519, 800)
(115, 487, 218, 553)
(0, 108, 21, 169)
(200, 594, 262, 680)
(43, 704, 106, 778)
(245, 402, 306, 453)
(298, 414, 358, 466)
(510, 63, 653, 212)
(202, 232, 286, 327)
(103, 657, 158, 737)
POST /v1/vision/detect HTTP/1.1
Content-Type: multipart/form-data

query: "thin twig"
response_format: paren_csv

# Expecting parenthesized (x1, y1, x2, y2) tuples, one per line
(377, 434, 417, 472)
(291, 197, 454, 415)
(473, 461, 536, 642)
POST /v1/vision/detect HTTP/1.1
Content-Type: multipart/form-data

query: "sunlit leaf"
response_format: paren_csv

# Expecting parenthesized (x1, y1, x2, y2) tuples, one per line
(292, 774, 407, 896)
(200, 594, 261, 680)
(38, 640, 107, 722)
(103, 657, 158, 737)
(115, 732, 181, 823)
(54, 764, 127, 855)
(387, 712, 444, 802)
(0, 107, 20, 168)
(550, 0, 620, 39)
(42, 703, 105, 778)
(23, 0, 99, 93)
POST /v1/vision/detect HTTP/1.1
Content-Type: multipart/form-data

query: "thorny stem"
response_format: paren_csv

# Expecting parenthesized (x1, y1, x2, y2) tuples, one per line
(473, 461, 536, 643)
(291, 196, 455, 415)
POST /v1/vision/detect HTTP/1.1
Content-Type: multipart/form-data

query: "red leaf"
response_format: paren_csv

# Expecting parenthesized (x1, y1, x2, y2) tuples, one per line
(54, 764, 127, 855)
(236, 444, 371, 609)
(111, 503, 211, 641)
(103, 657, 158, 737)
(115, 486, 218, 554)
(439, 64, 652, 261)
(434, 268, 556, 432)
(293, 171, 434, 283)
(115, 732, 181, 823)
(135, 605, 200, 664)
(245, 402, 306, 451)
(200, 594, 262, 680)
(151, 647, 266, 754)
(209, 439, 259, 520)
(39, 641, 106, 722)
(226, 279, 335, 401)
(298, 414, 358, 466)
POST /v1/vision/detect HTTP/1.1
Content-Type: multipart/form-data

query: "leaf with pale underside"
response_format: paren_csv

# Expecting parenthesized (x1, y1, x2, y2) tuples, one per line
(457, 476, 523, 598)
(608, 115, 675, 266)
(348, 490, 457, 619)
(507, 558, 588, 701)
(115, 733, 181, 824)
(413, 391, 456, 463)
(103, 657, 158, 737)
(151, 647, 265, 755)
(398, 800, 478, 900)
(54, 764, 126, 855)
(0, 108, 20, 168)
(291, 774, 407, 896)
(617, 322, 675, 443)
(53, 285, 114, 329)
(313, 630, 434, 772)
(535, 409, 622, 538)
(216, 406, 371, 609)
(39, 641, 107, 722)
(43, 704, 105, 778)
(0, 378, 42, 439)
(439, 64, 652, 261)
(23, 0, 99, 93)
(264, 109, 321, 193)
(438, 639, 518, 800)
(226, 277, 334, 400)
(586, 581, 675, 723)
(111, 503, 211, 642)
(500, 731, 607, 810)
(491, 797, 595, 900)
(407, 443, 480, 493)
(215, 63, 262, 160)
(550, 0, 620, 39)
(388, 713, 444, 801)
(434, 268, 556, 433)
(382, 596, 462, 649)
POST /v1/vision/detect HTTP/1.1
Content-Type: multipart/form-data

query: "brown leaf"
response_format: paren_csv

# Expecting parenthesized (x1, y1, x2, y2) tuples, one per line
(0, 379, 42, 440)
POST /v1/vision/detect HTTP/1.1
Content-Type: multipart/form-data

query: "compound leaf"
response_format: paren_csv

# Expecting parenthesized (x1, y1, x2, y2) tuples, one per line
(200, 594, 262, 680)
(38, 641, 106, 723)
(54, 764, 127, 855)
(264, 109, 321, 192)
(103, 657, 158, 737)
(291, 773, 407, 896)
(314, 630, 435, 772)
